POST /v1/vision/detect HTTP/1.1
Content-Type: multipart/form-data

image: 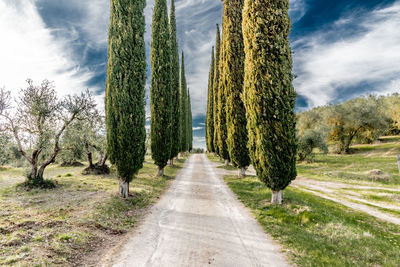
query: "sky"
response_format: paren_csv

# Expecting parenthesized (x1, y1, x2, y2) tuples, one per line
(0, 0, 400, 149)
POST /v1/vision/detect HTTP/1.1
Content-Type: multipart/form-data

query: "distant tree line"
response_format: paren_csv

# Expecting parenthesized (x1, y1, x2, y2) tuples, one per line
(297, 94, 400, 161)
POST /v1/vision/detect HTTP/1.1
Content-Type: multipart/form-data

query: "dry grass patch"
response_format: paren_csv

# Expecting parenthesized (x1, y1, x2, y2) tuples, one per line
(0, 156, 188, 266)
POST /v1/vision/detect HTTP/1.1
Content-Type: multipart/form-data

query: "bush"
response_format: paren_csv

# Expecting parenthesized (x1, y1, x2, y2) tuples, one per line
(298, 130, 328, 162)
(191, 148, 204, 154)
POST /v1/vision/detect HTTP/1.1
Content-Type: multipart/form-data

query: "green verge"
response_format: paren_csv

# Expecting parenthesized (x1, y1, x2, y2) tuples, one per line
(206, 153, 237, 171)
(297, 137, 400, 185)
(0, 155, 188, 266)
(225, 175, 400, 266)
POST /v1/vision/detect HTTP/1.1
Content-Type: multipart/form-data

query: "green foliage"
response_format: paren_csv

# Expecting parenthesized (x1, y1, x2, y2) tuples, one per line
(0, 133, 11, 165)
(215, 25, 229, 162)
(242, 0, 297, 191)
(59, 121, 86, 164)
(206, 47, 215, 152)
(169, 0, 181, 160)
(381, 93, 400, 134)
(222, 0, 250, 168)
(212, 25, 221, 156)
(106, 0, 147, 182)
(297, 95, 396, 154)
(150, 0, 172, 169)
(298, 129, 328, 162)
(187, 90, 193, 151)
(179, 52, 188, 152)
(327, 96, 388, 153)
(297, 107, 329, 137)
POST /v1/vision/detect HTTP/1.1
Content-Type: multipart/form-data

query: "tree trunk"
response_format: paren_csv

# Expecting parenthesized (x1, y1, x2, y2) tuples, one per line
(179, 152, 184, 157)
(169, 159, 173, 166)
(119, 179, 129, 198)
(224, 159, 229, 166)
(100, 154, 108, 167)
(85, 142, 94, 167)
(157, 167, 164, 177)
(271, 190, 283, 204)
(29, 164, 38, 181)
(88, 152, 94, 167)
(28, 152, 42, 182)
(36, 166, 46, 181)
(238, 167, 246, 177)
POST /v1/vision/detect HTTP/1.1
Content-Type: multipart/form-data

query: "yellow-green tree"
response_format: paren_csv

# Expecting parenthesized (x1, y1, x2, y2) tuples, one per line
(242, 0, 297, 204)
(213, 25, 221, 156)
(221, 0, 249, 175)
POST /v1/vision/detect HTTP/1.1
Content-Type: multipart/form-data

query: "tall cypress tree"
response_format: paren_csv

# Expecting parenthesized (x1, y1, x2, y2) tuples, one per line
(150, 0, 172, 177)
(187, 89, 193, 151)
(216, 22, 230, 165)
(213, 25, 221, 157)
(169, 0, 180, 165)
(179, 52, 188, 153)
(242, 0, 297, 204)
(222, 0, 250, 176)
(206, 47, 215, 153)
(106, 0, 146, 198)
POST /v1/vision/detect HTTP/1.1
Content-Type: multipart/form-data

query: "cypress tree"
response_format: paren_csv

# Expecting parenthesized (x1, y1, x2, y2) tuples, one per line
(222, 0, 250, 176)
(106, 0, 146, 198)
(169, 0, 180, 165)
(179, 52, 188, 153)
(212, 25, 221, 157)
(216, 24, 230, 165)
(206, 47, 215, 153)
(150, 0, 172, 177)
(242, 0, 297, 204)
(187, 89, 193, 151)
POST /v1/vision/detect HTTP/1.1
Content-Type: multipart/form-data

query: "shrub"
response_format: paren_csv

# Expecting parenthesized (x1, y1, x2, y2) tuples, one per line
(298, 130, 328, 162)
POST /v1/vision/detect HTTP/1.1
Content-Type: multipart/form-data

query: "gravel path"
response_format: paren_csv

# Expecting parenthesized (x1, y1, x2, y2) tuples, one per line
(110, 154, 288, 267)
(292, 177, 400, 225)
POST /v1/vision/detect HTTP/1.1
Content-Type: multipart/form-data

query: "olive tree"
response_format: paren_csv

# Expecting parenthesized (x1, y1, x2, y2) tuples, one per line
(298, 129, 328, 162)
(328, 96, 388, 153)
(0, 80, 95, 187)
(61, 111, 108, 174)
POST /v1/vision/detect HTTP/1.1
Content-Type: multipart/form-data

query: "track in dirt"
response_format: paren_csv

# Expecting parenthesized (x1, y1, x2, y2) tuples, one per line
(110, 154, 288, 267)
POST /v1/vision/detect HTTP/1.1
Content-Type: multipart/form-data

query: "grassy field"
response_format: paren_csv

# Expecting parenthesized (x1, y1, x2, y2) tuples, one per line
(0, 156, 187, 266)
(206, 136, 400, 265)
(298, 136, 400, 185)
(225, 175, 400, 266)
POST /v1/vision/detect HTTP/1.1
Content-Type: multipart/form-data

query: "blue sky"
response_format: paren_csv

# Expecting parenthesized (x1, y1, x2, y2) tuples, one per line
(1, 0, 400, 149)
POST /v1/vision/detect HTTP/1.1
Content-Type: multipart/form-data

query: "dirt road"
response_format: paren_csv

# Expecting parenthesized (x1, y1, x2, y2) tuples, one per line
(109, 154, 288, 267)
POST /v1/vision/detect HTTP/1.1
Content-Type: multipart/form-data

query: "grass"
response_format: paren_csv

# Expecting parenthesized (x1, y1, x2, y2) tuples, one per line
(298, 136, 400, 185)
(225, 175, 400, 266)
(0, 155, 188, 266)
(206, 153, 238, 171)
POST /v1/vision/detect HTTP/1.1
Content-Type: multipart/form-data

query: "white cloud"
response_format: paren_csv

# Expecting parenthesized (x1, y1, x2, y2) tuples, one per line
(290, 0, 307, 23)
(192, 127, 204, 131)
(0, 0, 102, 106)
(293, 1, 400, 108)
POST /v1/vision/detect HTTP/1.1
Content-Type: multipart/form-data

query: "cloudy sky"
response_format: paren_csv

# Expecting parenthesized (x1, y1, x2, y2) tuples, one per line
(1, 0, 399, 148)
